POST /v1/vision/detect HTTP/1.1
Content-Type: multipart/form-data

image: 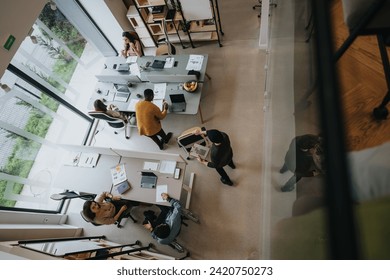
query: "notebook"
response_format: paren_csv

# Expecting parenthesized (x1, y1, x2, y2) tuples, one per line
(140, 171, 158, 189)
(151, 60, 166, 69)
(169, 94, 186, 112)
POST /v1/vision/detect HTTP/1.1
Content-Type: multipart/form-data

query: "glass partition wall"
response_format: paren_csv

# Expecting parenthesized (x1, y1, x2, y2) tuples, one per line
(265, 0, 390, 259)
(0, 2, 104, 213)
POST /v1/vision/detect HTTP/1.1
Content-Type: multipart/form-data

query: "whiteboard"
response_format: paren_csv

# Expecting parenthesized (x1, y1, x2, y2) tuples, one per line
(180, 0, 213, 21)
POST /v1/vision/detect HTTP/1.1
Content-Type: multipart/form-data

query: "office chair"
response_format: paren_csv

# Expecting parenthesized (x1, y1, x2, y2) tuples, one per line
(253, 0, 277, 18)
(155, 19, 176, 56)
(88, 111, 130, 139)
(335, 0, 390, 120)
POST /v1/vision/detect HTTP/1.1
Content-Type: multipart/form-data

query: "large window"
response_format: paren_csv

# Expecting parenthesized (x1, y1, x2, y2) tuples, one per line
(0, 2, 104, 212)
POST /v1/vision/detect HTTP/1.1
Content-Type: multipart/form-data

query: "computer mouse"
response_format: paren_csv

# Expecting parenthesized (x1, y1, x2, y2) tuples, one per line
(136, 94, 142, 98)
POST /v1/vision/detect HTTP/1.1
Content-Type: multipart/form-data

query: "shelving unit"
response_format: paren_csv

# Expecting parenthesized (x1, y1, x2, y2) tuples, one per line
(128, 0, 186, 49)
(177, 0, 224, 47)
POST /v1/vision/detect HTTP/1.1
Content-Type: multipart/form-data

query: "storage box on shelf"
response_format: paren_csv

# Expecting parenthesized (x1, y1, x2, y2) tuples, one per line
(177, 0, 223, 47)
(127, 6, 156, 48)
(129, 0, 186, 47)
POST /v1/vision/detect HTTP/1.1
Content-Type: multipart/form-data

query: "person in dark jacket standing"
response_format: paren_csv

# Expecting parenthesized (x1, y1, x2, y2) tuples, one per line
(196, 128, 236, 186)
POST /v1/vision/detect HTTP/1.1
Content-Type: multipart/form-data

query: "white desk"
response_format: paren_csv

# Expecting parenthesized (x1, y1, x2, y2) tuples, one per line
(52, 145, 187, 206)
(99, 54, 209, 83)
(91, 81, 203, 115)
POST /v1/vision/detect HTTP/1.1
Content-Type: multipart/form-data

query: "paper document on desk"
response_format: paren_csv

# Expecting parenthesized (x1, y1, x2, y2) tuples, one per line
(152, 99, 164, 110)
(164, 57, 175, 68)
(127, 98, 140, 111)
(64, 152, 100, 168)
(153, 83, 166, 100)
(129, 63, 141, 78)
(110, 163, 127, 186)
(126, 56, 138, 64)
(159, 160, 176, 175)
(186, 55, 204, 71)
(156, 184, 168, 202)
(143, 161, 160, 171)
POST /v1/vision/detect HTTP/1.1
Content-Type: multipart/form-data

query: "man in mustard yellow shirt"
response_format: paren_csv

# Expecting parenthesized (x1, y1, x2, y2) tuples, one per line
(135, 89, 173, 150)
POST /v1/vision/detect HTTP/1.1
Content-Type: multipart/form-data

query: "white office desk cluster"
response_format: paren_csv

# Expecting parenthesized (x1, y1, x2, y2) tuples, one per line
(90, 54, 209, 119)
(52, 145, 187, 206)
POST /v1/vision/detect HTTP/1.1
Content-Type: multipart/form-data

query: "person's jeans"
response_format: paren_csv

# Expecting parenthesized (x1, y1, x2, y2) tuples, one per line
(148, 129, 167, 148)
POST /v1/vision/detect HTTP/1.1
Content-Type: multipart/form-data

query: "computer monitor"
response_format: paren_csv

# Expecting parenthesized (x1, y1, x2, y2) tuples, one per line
(95, 74, 141, 84)
(146, 74, 197, 83)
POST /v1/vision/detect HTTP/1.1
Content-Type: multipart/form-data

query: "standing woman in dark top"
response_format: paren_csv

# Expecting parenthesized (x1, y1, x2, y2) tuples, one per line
(121, 31, 144, 57)
(196, 128, 236, 186)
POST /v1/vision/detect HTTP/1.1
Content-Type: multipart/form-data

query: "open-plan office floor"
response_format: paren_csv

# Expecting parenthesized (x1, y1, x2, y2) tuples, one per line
(64, 0, 307, 259)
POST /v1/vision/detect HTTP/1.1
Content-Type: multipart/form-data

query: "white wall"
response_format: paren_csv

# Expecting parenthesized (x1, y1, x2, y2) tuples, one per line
(80, 0, 132, 55)
(0, 0, 47, 77)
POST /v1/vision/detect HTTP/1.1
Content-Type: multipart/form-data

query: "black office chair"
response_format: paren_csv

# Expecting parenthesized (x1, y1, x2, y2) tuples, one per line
(253, 0, 277, 18)
(88, 111, 130, 138)
(335, 0, 390, 120)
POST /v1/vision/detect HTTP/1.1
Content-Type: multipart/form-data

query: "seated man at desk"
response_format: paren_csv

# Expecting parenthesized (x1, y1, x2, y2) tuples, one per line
(82, 191, 139, 225)
(135, 89, 173, 150)
(142, 193, 183, 247)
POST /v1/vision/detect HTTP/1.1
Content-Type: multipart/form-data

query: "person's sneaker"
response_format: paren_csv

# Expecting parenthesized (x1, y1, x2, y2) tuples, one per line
(158, 141, 164, 150)
(281, 184, 295, 192)
(164, 132, 173, 144)
(279, 164, 288, 173)
(220, 177, 234, 186)
(170, 241, 185, 253)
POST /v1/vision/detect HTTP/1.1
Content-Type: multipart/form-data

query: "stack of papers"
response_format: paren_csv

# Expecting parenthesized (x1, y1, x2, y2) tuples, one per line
(64, 152, 100, 168)
(143, 160, 177, 175)
(186, 55, 204, 71)
(156, 185, 168, 202)
(153, 83, 167, 100)
(110, 163, 127, 186)
(164, 57, 175, 68)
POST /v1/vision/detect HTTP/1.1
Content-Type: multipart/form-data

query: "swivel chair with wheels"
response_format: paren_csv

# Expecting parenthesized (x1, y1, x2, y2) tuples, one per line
(88, 111, 131, 139)
(335, 0, 390, 120)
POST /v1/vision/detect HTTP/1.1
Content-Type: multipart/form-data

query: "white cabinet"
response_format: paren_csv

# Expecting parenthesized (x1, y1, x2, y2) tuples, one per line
(127, 6, 156, 48)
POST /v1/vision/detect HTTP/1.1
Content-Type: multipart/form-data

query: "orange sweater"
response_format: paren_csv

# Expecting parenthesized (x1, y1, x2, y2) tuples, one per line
(135, 100, 167, 136)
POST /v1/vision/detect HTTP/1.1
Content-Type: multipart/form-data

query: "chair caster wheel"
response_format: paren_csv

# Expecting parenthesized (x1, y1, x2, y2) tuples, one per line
(373, 106, 388, 120)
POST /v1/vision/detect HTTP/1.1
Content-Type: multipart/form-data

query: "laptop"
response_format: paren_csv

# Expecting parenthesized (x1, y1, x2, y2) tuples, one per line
(151, 59, 166, 69)
(169, 94, 186, 112)
(140, 171, 158, 189)
(115, 63, 130, 72)
(114, 84, 130, 102)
